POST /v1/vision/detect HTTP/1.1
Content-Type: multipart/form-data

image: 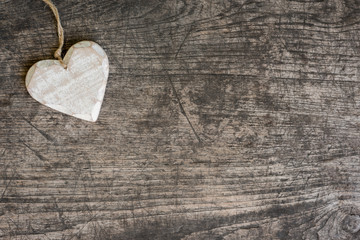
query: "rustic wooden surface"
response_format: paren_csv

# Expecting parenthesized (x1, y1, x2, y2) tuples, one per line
(1, 0, 360, 239)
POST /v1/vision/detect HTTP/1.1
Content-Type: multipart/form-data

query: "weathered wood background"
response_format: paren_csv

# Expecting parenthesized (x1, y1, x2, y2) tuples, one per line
(1, 0, 360, 239)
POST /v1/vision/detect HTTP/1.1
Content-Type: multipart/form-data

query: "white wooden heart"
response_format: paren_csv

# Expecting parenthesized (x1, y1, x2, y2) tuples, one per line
(25, 41, 109, 122)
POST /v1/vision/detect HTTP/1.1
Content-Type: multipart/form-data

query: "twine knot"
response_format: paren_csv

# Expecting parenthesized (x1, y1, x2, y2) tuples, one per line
(54, 48, 62, 59)
(54, 48, 67, 68)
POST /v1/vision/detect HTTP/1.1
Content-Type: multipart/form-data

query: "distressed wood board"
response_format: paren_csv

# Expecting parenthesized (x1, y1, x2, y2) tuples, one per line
(0, 0, 360, 239)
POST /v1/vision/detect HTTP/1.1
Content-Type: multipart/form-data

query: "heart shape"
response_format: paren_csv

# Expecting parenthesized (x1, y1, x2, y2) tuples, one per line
(25, 41, 109, 122)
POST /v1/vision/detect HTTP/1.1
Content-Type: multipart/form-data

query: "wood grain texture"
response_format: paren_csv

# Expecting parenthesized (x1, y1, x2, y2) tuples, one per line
(0, 0, 359, 239)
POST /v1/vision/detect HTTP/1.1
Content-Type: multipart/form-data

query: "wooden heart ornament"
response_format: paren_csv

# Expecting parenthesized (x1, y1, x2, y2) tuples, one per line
(25, 41, 109, 122)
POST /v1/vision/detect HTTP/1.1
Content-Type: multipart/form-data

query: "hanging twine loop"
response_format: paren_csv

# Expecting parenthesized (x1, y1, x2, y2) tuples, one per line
(42, 0, 67, 68)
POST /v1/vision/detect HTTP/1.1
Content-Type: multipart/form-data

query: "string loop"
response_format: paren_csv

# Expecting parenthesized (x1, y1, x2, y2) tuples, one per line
(42, 0, 67, 68)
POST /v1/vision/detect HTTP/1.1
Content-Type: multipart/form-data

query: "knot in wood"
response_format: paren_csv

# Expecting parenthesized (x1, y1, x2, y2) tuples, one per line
(342, 215, 360, 234)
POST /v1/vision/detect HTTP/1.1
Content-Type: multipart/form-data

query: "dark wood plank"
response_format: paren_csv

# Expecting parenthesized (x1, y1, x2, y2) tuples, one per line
(1, 0, 360, 239)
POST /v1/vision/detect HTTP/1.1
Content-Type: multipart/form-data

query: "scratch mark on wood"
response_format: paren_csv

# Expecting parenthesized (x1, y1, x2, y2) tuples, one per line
(175, 25, 193, 59)
(0, 172, 15, 202)
(22, 141, 47, 162)
(22, 117, 55, 143)
(168, 75, 202, 143)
